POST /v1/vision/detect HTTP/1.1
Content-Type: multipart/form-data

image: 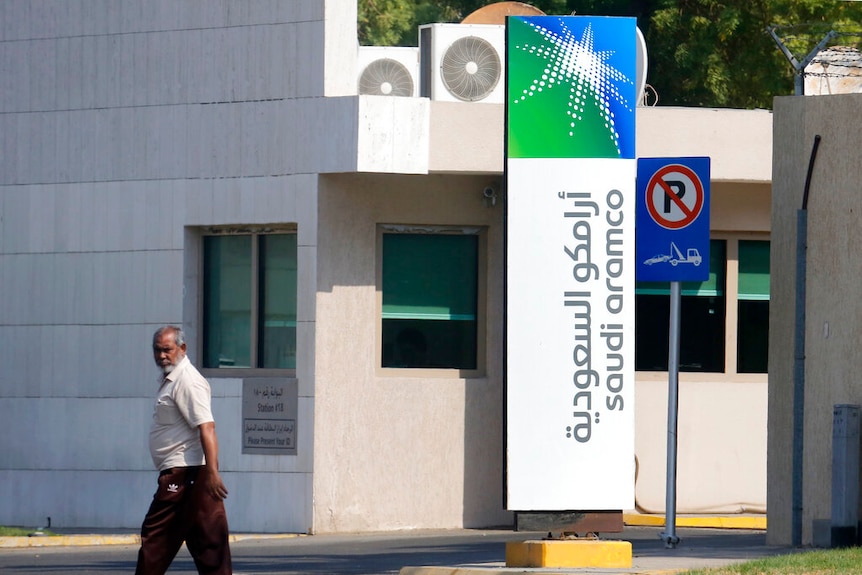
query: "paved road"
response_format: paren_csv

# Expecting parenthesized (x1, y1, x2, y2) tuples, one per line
(0, 526, 793, 575)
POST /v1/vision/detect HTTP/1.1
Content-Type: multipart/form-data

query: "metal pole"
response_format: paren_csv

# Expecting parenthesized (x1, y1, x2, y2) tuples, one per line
(660, 280, 681, 549)
(791, 134, 820, 547)
(792, 209, 807, 547)
(768, 27, 837, 96)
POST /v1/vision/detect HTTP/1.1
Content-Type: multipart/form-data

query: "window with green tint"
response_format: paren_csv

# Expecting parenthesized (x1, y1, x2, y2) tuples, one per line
(738, 240, 770, 373)
(635, 240, 726, 372)
(382, 233, 478, 369)
(203, 233, 297, 370)
(203, 235, 252, 368)
(260, 234, 298, 369)
(738, 240, 770, 300)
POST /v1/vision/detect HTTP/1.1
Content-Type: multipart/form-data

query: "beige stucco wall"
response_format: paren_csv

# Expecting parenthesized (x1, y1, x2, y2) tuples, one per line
(426, 104, 773, 181)
(634, 180, 771, 515)
(312, 172, 509, 533)
(635, 379, 768, 513)
(769, 93, 862, 545)
(712, 182, 772, 231)
(308, 103, 775, 532)
(309, 173, 771, 532)
(636, 107, 773, 183)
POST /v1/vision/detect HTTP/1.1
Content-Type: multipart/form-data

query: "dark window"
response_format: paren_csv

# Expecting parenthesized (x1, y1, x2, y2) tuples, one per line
(635, 240, 726, 372)
(203, 233, 297, 369)
(737, 240, 770, 373)
(381, 233, 478, 369)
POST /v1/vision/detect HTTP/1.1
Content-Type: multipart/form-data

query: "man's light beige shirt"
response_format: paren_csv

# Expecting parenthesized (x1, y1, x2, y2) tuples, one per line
(149, 356, 214, 471)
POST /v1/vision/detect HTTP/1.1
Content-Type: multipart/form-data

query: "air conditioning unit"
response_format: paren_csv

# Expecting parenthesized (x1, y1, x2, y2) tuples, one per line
(357, 46, 420, 97)
(419, 23, 505, 103)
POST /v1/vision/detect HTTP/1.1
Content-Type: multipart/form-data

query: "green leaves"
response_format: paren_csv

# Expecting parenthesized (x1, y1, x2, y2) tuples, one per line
(358, 0, 414, 46)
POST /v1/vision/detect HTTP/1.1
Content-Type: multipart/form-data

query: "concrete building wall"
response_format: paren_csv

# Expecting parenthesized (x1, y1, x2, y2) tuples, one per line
(0, 0, 363, 185)
(308, 174, 772, 531)
(0, 0, 328, 109)
(313, 173, 510, 532)
(0, 97, 367, 183)
(426, 104, 774, 179)
(1, 0, 777, 533)
(0, 180, 320, 532)
(635, 379, 768, 513)
(769, 93, 862, 545)
(0, 1, 354, 533)
(636, 107, 772, 183)
(632, 109, 772, 516)
(635, 181, 771, 515)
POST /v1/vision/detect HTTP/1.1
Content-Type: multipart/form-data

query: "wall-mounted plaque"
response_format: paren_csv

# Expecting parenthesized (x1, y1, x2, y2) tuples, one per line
(242, 378, 298, 455)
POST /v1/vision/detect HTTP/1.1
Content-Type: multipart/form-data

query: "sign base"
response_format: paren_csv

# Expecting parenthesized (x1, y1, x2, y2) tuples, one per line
(506, 539, 632, 568)
(515, 510, 623, 534)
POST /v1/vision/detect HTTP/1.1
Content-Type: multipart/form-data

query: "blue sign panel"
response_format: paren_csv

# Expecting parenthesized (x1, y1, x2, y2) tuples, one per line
(636, 157, 710, 282)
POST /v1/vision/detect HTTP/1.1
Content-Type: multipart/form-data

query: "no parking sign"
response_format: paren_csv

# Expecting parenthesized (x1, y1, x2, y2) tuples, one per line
(636, 157, 710, 282)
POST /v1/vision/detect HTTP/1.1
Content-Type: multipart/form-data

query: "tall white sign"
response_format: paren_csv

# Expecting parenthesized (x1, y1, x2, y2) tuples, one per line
(506, 16, 638, 510)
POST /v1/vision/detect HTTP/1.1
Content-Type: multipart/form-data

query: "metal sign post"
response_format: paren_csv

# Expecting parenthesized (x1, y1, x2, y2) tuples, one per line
(661, 281, 682, 548)
(636, 157, 711, 550)
(791, 135, 821, 546)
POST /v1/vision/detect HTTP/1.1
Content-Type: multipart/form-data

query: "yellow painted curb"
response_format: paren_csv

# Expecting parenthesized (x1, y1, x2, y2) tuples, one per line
(0, 534, 140, 548)
(400, 568, 685, 575)
(506, 539, 632, 568)
(230, 533, 302, 542)
(623, 514, 767, 530)
(0, 532, 300, 548)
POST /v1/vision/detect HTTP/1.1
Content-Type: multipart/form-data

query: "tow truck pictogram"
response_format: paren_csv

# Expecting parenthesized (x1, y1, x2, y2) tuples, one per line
(643, 242, 702, 267)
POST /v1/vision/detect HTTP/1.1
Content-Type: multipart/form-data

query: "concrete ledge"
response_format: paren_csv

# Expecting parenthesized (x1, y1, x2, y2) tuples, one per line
(505, 539, 632, 568)
(624, 513, 767, 530)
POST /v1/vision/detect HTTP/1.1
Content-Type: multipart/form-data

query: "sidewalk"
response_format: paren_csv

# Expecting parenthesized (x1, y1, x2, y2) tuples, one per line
(399, 516, 784, 575)
(0, 514, 786, 575)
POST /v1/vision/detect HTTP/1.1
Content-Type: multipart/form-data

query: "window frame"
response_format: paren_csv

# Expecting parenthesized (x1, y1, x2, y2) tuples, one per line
(376, 224, 487, 378)
(197, 225, 298, 378)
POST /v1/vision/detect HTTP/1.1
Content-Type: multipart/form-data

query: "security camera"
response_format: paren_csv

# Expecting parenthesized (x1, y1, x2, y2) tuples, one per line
(482, 186, 497, 207)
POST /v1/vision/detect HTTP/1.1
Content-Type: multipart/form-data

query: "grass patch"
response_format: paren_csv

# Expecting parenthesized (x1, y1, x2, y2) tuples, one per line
(683, 547, 862, 574)
(0, 526, 55, 537)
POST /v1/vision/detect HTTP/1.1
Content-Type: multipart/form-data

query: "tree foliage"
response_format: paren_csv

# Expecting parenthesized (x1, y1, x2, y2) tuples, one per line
(647, 0, 862, 107)
(357, 0, 414, 45)
(357, 0, 862, 108)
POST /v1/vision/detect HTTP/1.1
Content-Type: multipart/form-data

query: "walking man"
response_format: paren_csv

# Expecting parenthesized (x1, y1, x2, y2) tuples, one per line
(136, 326, 232, 575)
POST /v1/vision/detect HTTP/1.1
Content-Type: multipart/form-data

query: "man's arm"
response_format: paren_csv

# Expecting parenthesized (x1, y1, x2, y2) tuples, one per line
(199, 421, 229, 500)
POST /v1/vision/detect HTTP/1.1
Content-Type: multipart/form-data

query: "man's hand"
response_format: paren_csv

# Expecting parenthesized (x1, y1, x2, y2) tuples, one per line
(198, 422, 228, 500)
(202, 467, 229, 500)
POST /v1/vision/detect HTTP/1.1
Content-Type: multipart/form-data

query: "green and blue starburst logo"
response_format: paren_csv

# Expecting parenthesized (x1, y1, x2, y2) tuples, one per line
(507, 16, 637, 159)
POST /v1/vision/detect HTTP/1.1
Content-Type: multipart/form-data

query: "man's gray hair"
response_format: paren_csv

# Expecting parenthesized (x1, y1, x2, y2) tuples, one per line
(153, 325, 185, 347)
